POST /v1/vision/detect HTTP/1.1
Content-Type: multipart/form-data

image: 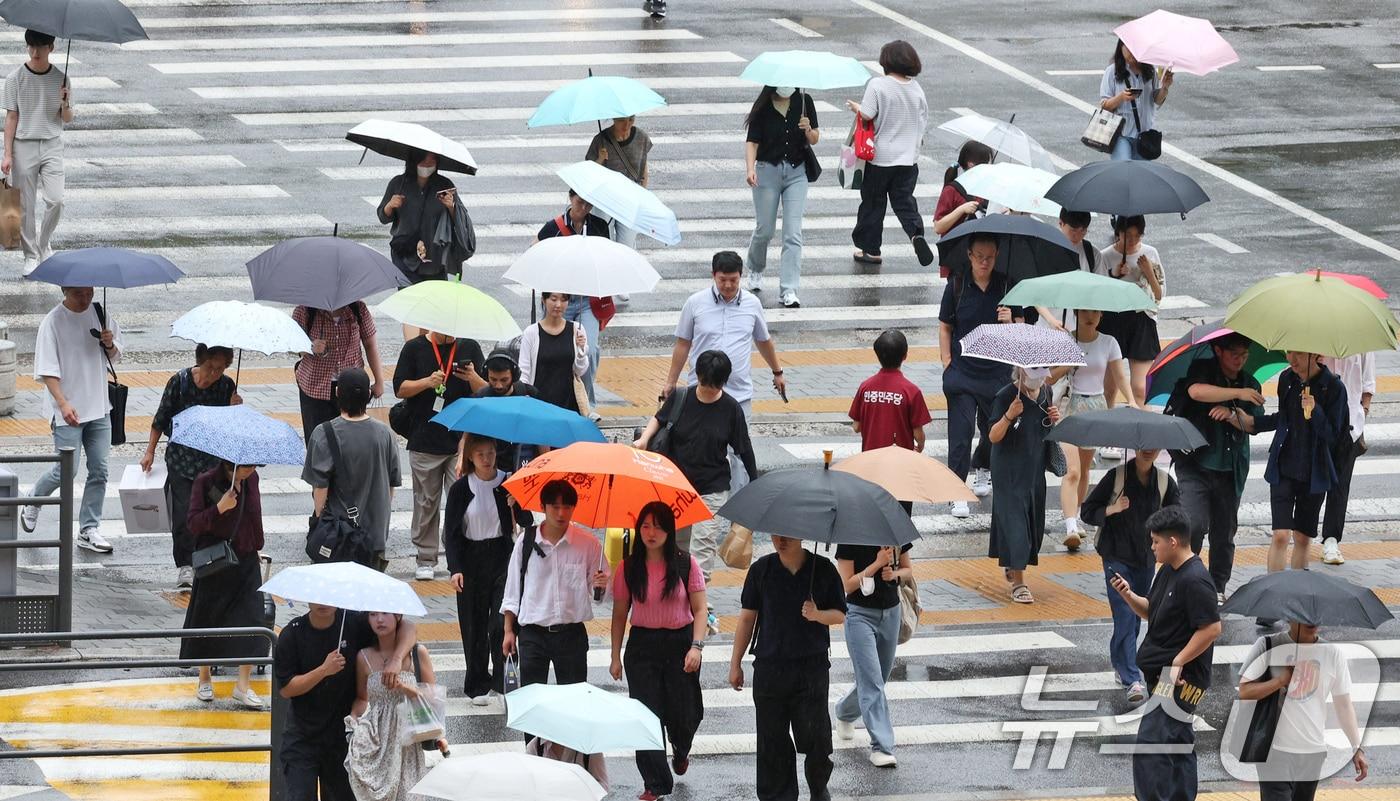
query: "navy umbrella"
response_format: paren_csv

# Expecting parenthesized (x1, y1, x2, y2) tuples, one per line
(717, 463, 920, 548)
(24, 247, 183, 309)
(246, 236, 407, 311)
(937, 214, 1079, 286)
(1044, 161, 1209, 217)
(1046, 406, 1207, 452)
(1220, 571, 1393, 629)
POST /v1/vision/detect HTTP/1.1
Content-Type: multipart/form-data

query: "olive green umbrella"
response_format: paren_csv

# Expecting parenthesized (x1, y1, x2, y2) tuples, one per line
(1001, 270, 1157, 313)
(1225, 271, 1398, 358)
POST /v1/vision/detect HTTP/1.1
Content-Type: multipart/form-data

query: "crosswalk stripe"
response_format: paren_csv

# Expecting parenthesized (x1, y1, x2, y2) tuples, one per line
(70, 77, 119, 90)
(610, 304, 939, 329)
(364, 185, 941, 209)
(280, 131, 741, 153)
(236, 101, 839, 127)
(139, 7, 652, 28)
(123, 28, 702, 52)
(194, 75, 759, 101)
(73, 103, 160, 116)
(150, 50, 746, 76)
(66, 155, 243, 172)
(505, 274, 941, 298)
(0, 54, 79, 65)
(70, 213, 332, 239)
(68, 185, 289, 202)
(65, 128, 204, 145)
(126, 0, 408, 5)
(328, 157, 751, 180)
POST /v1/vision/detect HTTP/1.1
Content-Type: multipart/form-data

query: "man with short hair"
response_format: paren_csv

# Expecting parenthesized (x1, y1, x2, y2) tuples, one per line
(1111, 505, 1222, 801)
(22, 286, 120, 553)
(462, 348, 538, 474)
(1034, 208, 1100, 333)
(3, 30, 72, 274)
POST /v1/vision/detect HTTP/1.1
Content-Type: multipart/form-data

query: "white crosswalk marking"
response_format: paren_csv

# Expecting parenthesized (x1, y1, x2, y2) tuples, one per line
(123, 29, 702, 52)
(138, 8, 654, 28)
(193, 75, 758, 101)
(150, 50, 746, 76)
(235, 101, 838, 127)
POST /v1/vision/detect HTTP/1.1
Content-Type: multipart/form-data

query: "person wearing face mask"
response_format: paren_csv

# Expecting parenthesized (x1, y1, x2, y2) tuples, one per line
(744, 84, 819, 309)
(586, 114, 652, 251)
(986, 366, 1061, 604)
(377, 149, 464, 282)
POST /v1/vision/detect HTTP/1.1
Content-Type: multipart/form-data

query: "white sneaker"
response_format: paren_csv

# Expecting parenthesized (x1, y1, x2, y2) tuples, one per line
(78, 527, 113, 553)
(1126, 681, 1147, 704)
(1217, 592, 1226, 607)
(746, 272, 763, 292)
(834, 718, 854, 740)
(950, 501, 971, 519)
(615, 293, 630, 304)
(20, 505, 38, 533)
(970, 468, 992, 497)
(232, 687, 266, 710)
(22, 258, 37, 275)
(177, 565, 194, 590)
(868, 751, 897, 768)
(1322, 537, 1344, 565)
(415, 565, 435, 581)
(1062, 519, 1082, 551)
(471, 694, 491, 707)
(779, 290, 801, 309)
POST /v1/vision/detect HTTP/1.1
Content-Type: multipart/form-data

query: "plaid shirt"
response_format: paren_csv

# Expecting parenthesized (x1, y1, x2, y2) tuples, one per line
(292, 303, 376, 400)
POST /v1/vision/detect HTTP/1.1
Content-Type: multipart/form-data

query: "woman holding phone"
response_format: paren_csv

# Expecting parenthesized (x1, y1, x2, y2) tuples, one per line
(377, 150, 460, 281)
(1099, 40, 1173, 161)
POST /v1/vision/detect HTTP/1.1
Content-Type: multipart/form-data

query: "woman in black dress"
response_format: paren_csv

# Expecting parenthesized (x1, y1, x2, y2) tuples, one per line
(518, 291, 589, 415)
(987, 367, 1061, 605)
(182, 461, 267, 709)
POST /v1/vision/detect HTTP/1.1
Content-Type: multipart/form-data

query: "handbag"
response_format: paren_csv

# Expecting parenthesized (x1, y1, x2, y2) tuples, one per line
(93, 302, 127, 446)
(853, 113, 876, 162)
(646, 387, 689, 458)
(718, 522, 753, 569)
(192, 539, 239, 579)
(896, 576, 921, 645)
(1129, 98, 1162, 160)
(1240, 633, 1288, 763)
(1081, 107, 1125, 153)
(0, 177, 21, 250)
(1044, 439, 1068, 477)
(388, 400, 414, 439)
(503, 653, 521, 694)
(799, 93, 822, 184)
(305, 423, 375, 566)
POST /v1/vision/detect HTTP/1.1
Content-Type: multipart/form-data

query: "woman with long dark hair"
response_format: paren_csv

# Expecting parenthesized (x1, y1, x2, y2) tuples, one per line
(609, 502, 707, 801)
(376, 149, 461, 281)
(744, 84, 819, 308)
(933, 140, 993, 237)
(518, 291, 589, 414)
(1099, 40, 1173, 161)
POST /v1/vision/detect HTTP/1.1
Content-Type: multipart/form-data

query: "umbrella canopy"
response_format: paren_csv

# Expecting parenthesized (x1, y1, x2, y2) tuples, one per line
(1301, 270, 1387, 300)
(718, 466, 919, 547)
(739, 49, 873, 90)
(935, 113, 1057, 172)
(1045, 406, 1207, 451)
(170, 404, 306, 467)
(376, 281, 521, 342)
(171, 300, 312, 355)
(506, 682, 664, 753)
(345, 119, 478, 175)
(960, 323, 1087, 369)
(1002, 270, 1156, 313)
(527, 76, 666, 128)
(259, 562, 427, 616)
(955, 163, 1061, 217)
(1044, 161, 1209, 217)
(246, 237, 406, 311)
(411, 753, 606, 801)
(1145, 321, 1285, 406)
(0, 0, 147, 43)
(1225, 271, 1400, 358)
(556, 160, 680, 246)
(937, 215, 1079, 284)
(832, 446, 975, 504)
(505, 236, 661, 298)
(1114, 10, 1239, 77)
(504, 442, 711, 529)
(432, 396, 605, 449)
(23, 247, 182, 288)
(1220, 571, 1393, 629)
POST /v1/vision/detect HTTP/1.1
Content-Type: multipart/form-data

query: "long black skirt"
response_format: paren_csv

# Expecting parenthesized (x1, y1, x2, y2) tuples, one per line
(180, 554, 267, 660)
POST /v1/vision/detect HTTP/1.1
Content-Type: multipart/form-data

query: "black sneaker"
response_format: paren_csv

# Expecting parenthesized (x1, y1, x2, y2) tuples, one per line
(643, 0, 666, 18)
(1255, 617, 1277, 628)
(911, 235, 935, 267)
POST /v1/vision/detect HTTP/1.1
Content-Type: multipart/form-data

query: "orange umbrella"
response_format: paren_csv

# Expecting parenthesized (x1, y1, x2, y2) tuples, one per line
(505, 442, 713, 529)
(832, 445, 977, 504)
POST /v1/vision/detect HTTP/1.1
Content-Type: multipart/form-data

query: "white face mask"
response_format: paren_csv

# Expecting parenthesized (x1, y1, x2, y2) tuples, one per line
(774, 86, 796, 99)
(1020, 367, 1050, 391)
(416, 164, 435, 179)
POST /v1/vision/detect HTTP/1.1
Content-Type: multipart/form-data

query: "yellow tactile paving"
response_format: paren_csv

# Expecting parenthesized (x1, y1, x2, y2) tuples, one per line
(0, 681, 271, 731)
(50, 780, 266, 801)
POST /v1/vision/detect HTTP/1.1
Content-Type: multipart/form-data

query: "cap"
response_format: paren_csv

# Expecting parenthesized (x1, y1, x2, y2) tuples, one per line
(334, 368, 371, 404)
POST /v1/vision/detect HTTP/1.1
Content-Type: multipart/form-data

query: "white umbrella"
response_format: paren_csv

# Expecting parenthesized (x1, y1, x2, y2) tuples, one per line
(411, 753, 606, 801)
(556, 160, 680, 246)
(956, 163, 1062, 217)
(170, 300, 312, 355)
(259, 562, 427, 616)
(346, 119, 477, 175)
(936, 113, 1057, 172)
(504, 237, 660, 298)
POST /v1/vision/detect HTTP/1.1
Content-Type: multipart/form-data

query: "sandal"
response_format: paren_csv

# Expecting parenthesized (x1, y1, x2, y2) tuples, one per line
(1010, 583, 1034, 604)
(852, 251, 883, 265)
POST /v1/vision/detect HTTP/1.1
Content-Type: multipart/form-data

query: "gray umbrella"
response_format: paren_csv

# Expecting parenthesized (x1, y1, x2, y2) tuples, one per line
(1043, 161, 1209, 217)
(0, 0, 148, 75)
(1046, 406, 1207, 452)
(1220, 571, 1393, 629)
(717, 465, 920, 548)
(246, 236, 407, 311)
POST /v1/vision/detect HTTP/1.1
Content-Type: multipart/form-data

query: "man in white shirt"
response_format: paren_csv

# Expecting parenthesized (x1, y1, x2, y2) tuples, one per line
(3, 30, 73, 274)
(1317, 353, 1375, 566)
(500, 479, 607, 689)
(22, 286, 122, 553)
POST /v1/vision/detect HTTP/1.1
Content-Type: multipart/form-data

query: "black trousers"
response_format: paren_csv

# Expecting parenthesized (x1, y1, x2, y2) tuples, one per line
(282, 726, 353, 801)
(851, 163, 922, 256)
(1175, 460, 1239, 593)
(299, 388, 340, 443)
(1322, 438, 1363, 542)
(625, 626, 704, 795)
(518, 623, 589, 687)
(1258, 751, 1327, 801)
(1132, 700, 1199, 801)
(753, 660, 833, 801)
(165, 470, 196, 568)
(455, 536, 513, 697)
(945, 384, 995, 482)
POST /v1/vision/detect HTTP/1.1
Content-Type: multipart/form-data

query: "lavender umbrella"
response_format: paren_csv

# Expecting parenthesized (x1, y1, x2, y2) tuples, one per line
(959, 323, 1087, 369)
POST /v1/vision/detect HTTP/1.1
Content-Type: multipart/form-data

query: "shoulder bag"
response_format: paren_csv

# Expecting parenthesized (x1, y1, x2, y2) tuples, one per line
(191, 477, 245, 579)
(1239, 633, 1288, 763)
(646, 387, 689, 458)
(305, 422, 375, 566)
(92, 302, 128, 446)
(1129, 97, 1162, 160)
(1081, 107, 1125, 153)
(896, 575, 921, 644)
(799, 93, 823, 184)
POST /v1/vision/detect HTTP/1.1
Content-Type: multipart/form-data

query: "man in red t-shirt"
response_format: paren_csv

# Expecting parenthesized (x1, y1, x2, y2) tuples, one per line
(849, 330, 932, 452)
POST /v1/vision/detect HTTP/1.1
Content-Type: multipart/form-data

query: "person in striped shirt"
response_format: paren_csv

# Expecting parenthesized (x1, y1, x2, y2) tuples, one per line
(3, 30, 72, 275)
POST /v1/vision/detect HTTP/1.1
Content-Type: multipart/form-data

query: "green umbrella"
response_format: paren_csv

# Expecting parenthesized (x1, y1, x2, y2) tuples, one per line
(376, 279, 521, 341)
(1001, 270, 1156, 313)
(1225, 271, 1399, 358)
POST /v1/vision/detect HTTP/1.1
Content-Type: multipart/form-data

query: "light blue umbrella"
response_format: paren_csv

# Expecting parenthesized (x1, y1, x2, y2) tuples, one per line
(556, 160, 681, 246)
(506, 682, 664, 752)
(170, 404, 305, 467)
(259, 562, 427, 616)
(432, 396, 605, 448)
(739, 50, 873, 90)
(527, 76, 666, 128)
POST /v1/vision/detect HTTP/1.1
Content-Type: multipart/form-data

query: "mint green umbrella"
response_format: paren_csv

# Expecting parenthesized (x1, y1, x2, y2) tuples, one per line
(740, 50, 873, 90)
(1001, 270, 1157, 313)
(506, 681, 663, 752)
(527, 76, 665, 128)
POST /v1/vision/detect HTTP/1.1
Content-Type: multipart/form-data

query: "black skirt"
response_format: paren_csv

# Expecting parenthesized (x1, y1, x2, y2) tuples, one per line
(180, 554, 268, 660)
(1100, 310, 1161, 362)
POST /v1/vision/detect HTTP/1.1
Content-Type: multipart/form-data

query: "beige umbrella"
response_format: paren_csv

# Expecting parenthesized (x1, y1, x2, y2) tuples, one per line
(833, 445, 976, 504)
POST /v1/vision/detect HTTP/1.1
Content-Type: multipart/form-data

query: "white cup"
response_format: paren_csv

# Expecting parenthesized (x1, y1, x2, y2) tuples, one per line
(860, 576, 875, 596)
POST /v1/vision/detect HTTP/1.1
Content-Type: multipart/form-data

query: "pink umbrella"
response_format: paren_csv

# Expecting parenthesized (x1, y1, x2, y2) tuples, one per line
(1114, 10, 1239, 77)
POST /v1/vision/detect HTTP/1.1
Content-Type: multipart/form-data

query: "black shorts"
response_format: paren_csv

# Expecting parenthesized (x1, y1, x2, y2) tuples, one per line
(1100, 310, 1161, 362)
(1270, 478, 1325, 537)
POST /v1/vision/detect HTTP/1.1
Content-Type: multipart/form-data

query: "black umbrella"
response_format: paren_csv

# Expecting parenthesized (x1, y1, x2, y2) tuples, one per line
(1044, 161, 1209, 217)
(1046, 406, 1207, 452)
(937, 214, 1079, 286)
(1220, 571, 1394, 629)
(0, 0, 149, 78)
(717, 465, 920, 548)
(246, 235, 407, 311)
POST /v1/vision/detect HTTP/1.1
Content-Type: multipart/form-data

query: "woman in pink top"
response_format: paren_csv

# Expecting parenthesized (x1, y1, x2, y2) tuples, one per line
(609, 501, 708, 801)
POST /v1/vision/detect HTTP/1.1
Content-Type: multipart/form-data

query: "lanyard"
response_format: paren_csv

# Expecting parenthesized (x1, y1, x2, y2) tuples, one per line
(431, 338, 457, 396)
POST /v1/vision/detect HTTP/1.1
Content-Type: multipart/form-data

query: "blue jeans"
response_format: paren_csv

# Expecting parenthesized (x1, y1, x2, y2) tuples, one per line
(748, 160, 809, 296)
(563, 296, 600, 407)
(834, 603, 900, 754)
(1102, 557, 1154, 685)
(1111, 135, 1145, 161)
(32, 415, 112, 532)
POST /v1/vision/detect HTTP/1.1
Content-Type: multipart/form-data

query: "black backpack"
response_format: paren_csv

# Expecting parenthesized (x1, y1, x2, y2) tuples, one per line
(305, 422, 375, 566)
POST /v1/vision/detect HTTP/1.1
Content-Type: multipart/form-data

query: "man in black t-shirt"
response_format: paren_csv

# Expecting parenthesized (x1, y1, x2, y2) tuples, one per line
(1110, 506, 1222, 801)
(463, 348, 539, 474)
(274, 604, 416, 801)
(730, 535, 847, 801)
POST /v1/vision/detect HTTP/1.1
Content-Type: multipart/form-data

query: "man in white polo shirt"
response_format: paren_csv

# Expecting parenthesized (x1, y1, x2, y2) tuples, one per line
(663, 250, 787, 495)
(3, 30, 72, 274)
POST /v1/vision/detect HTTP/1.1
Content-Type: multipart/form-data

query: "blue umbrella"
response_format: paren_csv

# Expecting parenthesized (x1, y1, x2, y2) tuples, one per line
(25, 247, 183, 289)
(527, 76, 666, 128)
(432, 396, 605, 448)
(170, 405, 305, 467)
(740, 50, 873, 90)
(246, 236, 406, 311)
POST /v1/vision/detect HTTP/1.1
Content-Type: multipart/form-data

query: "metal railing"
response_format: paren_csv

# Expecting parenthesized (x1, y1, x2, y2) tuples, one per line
(0, 448, 75, 640)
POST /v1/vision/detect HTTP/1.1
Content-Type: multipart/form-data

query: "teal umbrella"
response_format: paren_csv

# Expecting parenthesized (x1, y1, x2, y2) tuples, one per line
(1002, 270, 1156, 313)
(527, 76, 666, 128)
(739, 50, 873, 90)
(506, 682, 664, 752)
